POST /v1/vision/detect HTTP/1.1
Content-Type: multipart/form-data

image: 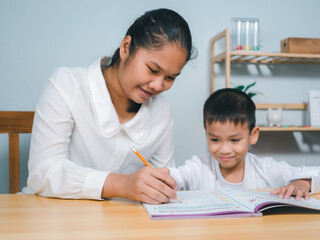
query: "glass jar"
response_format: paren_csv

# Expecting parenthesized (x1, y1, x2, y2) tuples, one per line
(231, 18, 260, 51)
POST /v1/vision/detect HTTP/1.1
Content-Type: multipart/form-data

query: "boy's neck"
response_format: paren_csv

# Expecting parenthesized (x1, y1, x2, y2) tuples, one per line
(219, 159, 245, 183)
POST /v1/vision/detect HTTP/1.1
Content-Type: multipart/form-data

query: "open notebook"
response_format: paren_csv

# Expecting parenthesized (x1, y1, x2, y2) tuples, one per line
(143, 188, 320, 220)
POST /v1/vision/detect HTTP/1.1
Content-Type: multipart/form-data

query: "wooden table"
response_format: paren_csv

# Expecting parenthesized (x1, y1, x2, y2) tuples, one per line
(1, 193, 320, 240)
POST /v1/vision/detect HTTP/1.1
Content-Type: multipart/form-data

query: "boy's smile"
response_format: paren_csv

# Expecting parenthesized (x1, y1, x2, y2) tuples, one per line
(205, 120, 259, 182)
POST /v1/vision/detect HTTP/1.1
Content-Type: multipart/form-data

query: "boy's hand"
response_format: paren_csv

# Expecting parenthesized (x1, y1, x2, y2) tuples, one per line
(269, 179, 311, 201)
(101, 167, 178, 204)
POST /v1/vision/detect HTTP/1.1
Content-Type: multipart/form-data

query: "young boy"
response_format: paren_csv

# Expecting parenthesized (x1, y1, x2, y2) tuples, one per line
(170, 88, 320, 200)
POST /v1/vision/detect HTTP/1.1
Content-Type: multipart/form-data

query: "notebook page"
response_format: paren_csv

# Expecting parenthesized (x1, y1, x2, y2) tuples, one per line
(143, 190, 252, 217)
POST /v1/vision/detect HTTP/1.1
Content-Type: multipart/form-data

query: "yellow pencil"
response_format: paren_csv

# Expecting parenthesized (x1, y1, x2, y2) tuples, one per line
(131, 146, 181, 203)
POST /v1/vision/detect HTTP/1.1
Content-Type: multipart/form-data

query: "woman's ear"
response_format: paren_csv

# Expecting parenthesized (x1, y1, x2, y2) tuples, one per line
(119, 35, 132, 61)
(249, 126, 260, 145)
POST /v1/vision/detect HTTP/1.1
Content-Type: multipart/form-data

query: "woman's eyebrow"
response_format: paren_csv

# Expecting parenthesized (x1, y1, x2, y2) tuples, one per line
(150, 61, 181, 76)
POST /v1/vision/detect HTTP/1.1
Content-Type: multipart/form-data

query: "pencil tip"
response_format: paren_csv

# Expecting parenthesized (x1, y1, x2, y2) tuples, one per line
(131, 146, 136, 151)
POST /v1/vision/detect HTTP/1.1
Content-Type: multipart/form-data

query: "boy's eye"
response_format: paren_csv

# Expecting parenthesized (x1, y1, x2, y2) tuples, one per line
(167, 76, 176, 81)
(147, 66, 158, 73)
(210, 138, 219, 142)
(231, 139, 240, 142)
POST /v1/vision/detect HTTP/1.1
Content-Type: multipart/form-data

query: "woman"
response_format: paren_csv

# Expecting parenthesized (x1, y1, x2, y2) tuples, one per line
(27, 8, 194, 204)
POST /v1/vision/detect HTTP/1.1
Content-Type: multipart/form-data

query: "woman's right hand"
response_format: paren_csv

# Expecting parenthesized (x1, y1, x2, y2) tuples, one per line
(101, 167, 178, 204)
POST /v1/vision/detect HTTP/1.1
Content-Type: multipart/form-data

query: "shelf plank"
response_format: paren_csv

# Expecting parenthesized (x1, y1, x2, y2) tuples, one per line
(230, 51, 320, 59)
(213, 52, 227, 63)
(213, 51, 320, 64)
(255, 103, 307, 110)
(259, 126, 320, 132)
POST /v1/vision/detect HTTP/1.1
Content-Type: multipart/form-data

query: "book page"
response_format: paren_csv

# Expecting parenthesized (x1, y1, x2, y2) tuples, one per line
(143, 190, 252, 218)
(219, 188, 320, 213)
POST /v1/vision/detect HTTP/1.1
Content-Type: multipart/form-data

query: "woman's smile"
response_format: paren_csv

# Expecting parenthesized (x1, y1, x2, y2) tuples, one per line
(139, 86, 155, 99)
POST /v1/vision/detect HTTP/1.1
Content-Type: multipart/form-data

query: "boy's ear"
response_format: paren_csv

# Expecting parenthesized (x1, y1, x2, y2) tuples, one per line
(249, 126, 260, 145)
(119, 35, 132, 61)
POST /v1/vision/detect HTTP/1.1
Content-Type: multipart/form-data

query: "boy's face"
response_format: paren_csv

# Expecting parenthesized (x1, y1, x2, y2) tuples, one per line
(205, 120, 259, 172)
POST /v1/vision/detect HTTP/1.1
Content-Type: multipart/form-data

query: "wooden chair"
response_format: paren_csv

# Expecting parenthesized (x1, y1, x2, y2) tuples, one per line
(0, 111, 35, 193)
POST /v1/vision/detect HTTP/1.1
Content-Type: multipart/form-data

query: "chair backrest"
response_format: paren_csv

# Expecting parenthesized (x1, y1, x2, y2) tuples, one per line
(0, 111, 35, 193)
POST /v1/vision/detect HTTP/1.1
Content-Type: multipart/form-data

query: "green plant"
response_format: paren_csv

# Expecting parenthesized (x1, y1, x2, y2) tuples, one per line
(234, 81, 262, 98)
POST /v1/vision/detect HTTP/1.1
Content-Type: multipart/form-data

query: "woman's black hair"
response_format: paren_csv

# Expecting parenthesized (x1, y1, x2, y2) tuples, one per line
(203, 88, 256, 132)
(102, 8, 194, 68)
(101, 8, 195, 113)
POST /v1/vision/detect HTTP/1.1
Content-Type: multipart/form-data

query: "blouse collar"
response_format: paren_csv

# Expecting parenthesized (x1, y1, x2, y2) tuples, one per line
(87, 58, 151, 144)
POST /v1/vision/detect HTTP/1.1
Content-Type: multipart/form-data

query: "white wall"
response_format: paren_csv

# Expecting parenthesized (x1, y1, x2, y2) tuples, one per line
(1, 0, 319, 193)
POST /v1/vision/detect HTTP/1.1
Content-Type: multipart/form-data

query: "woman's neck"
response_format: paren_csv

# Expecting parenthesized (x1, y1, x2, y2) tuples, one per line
(102, 67, 136, 124)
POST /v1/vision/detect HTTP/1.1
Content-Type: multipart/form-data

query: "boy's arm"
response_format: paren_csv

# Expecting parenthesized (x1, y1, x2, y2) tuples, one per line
(169, 155, 204, 191)
(270, 179, 311, 201)
(311, 175, 320, 193)
(257, 156, 320, 198)
(289, 170, 320, 194)
(262, 158, 320, 199)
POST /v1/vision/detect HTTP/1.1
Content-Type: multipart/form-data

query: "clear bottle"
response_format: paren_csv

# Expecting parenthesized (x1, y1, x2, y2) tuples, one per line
(231, 18, 243, 50)
(231, 18, 260, 51)
(252, 19, 260, 51)
(244, 20, 251, 50)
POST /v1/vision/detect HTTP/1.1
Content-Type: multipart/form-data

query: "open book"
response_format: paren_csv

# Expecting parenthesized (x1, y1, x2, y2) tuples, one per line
(143, 188, 320, 220)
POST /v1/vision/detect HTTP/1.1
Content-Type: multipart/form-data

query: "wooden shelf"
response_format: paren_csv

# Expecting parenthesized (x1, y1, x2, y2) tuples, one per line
(210, 29, 320, 91)
(210, 29, 320, 132)
(213, 51, 320, 64)
(259, 126, 320, 132)
(255, 103, 307, 110)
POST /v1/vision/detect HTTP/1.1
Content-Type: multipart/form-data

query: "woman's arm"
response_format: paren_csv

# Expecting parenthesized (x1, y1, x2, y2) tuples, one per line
(101, 167, 178, 204)
(28, 69, 108, 200)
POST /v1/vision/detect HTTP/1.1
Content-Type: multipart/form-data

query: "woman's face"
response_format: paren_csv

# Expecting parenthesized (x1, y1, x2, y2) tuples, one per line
(117, 37, 188, 104)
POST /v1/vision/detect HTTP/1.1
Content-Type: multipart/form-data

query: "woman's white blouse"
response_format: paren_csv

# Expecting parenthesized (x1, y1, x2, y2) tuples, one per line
(27, 58, 175, 200)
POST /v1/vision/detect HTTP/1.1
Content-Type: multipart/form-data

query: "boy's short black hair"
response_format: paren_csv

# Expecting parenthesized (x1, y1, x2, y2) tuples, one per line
(203, 88, 256, 132)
